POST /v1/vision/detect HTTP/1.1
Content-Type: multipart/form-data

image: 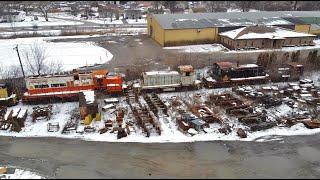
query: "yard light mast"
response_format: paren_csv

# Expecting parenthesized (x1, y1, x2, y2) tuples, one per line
(13, 44, 25, 78)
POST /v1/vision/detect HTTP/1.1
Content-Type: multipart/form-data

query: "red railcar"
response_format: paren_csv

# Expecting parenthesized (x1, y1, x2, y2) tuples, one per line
(22, 69, 123, 103)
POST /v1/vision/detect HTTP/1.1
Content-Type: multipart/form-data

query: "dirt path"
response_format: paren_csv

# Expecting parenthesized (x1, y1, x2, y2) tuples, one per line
(1, 134, 320, 178)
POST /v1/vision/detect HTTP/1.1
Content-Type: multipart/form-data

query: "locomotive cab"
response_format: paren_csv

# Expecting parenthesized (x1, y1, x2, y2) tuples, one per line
(178, 65, 196, 87)
(0, 83, 18, 106)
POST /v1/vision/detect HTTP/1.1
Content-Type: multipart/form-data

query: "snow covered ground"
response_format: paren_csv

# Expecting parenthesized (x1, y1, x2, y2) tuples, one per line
(0, 36, 113, 75)
(0, 30, 62, 38)
(1, 168, 43, 179)
(126, 18, 147, 24)
(86, 18, 123, 25)
(227, 8, 260, 12)
(163, 44, 229, 53)
(0, 16, 83, 28)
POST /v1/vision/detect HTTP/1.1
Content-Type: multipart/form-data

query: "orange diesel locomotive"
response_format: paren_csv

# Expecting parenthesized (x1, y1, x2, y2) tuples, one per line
(22, 69, 123, 103)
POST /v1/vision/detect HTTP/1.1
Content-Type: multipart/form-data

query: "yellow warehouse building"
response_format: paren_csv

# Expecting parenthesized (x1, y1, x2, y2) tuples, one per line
(147, 11, 320, 47)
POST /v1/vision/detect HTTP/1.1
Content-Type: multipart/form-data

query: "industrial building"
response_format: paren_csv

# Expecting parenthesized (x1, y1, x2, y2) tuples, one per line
(147, 11, 320, 47)
(219, 25, 316, 50)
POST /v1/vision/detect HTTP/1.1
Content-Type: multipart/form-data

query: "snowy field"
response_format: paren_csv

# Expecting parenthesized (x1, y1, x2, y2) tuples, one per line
(0, 16, 83, 28)
(126, 18, 147, 24)
(1, 168, 43, 179)
(0, 30, 62, 38)
(0, 36, 113, 74)
(1, 75, 320, 143)
(227, 8, 260, 12)
(86, 18, 123, 25)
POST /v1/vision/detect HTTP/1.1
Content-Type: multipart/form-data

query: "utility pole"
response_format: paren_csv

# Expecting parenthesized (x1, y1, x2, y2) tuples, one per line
(13, 45, 25, 78)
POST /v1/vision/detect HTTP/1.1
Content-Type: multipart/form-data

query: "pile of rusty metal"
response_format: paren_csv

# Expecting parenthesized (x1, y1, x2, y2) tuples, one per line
(226, 104, 254, 117)
(32, 105, 52, 122)
(237, 128, 247, 138)
(218, 124, 232, 135)
(131, 105, 161, 137)
(191, 104, 222, 124)
(125, 89, 140, 110)
(0, 107, 28, 132)
(211, 93, 278, 134)
(281, 79, 320, 106)
(143, 93, 168, 117)
(178, 112, 209, 133)
(62, 109, 79, 134)
(209, 93, 244, 108)
(79, 91, 98, 120)
(127, 90, 161, 137)
(234, 86, 282, 108)
(258, 95, 282, 108)
(234, 86, 265, 100)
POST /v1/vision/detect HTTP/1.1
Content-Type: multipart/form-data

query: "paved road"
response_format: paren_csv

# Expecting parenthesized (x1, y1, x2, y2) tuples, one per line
(1, 134, 320, 178)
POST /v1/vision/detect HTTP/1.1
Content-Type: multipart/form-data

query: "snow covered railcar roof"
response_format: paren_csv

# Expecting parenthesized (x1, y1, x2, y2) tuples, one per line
(143, 71, 180, 76)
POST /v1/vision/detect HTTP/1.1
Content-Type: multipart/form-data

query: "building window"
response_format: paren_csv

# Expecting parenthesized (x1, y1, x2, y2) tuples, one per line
(186, 72, 190, 76)
(251, 41, 253, 46)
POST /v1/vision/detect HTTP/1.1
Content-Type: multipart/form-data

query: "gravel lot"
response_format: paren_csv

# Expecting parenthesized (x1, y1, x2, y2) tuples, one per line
(1, 135, 320, 178)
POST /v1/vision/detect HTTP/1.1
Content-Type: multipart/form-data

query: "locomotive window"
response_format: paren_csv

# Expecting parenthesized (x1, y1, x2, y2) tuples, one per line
(51, 83, 67, 87)
(51, 84, 59, 87)
(34, 84, 49, 89)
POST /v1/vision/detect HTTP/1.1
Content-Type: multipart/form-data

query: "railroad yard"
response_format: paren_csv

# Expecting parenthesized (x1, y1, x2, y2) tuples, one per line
(0, 73, 319, 143)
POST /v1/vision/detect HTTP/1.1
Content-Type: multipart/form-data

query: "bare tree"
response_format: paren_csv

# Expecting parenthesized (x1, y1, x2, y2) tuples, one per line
(237, 1, 255, 12)
(21, 1, 34, 16)
(206, 1, 216, 12)
(23, 43, 48, 76)
(23, 43, 63, 76)
(45, 59, 63, 74)
(38, 1, 51, 21)
(164, 1, 177, 14)
(152, 1, 161, 13)
(292, 1, 299, 10)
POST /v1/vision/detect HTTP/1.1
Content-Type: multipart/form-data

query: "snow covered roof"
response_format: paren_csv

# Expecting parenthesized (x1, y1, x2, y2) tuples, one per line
(152, 11, 320, 29)
(219, 25, 316, 40)
(144, 71, 179, 76)
(239, 64, 258, 68)
(83, 91, 95, 104)
(178, 65, 194, 72)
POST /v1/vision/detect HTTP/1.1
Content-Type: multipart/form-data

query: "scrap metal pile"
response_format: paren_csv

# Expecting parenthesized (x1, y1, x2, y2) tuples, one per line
(126, 89, 161, 137)
(0, 107, 28, 132)
(32, 105, 52, 122)
(209, 93, 277, 136)
(143, 93, 168, 117)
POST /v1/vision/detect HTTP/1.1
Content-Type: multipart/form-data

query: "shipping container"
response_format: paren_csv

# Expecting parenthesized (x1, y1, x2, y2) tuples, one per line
(142, 71, 180, 89)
